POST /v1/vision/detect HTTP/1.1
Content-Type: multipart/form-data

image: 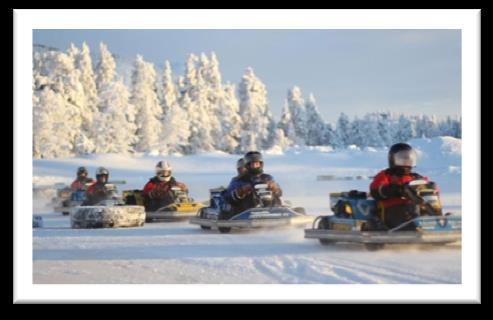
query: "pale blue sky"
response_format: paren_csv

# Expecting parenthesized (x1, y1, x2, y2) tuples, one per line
(33, 29, 461, 123)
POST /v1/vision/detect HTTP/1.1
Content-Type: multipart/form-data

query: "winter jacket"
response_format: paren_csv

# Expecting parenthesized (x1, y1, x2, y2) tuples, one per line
(70, 177, 95, 191)
(224, 173, 283, 214)
(370, 168, 428, 208)
(142, 177, 185, 211)
(84, 182, 110, 205)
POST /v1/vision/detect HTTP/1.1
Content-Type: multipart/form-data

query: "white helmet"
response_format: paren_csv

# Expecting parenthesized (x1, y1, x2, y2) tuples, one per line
(155, 161, 172, 182)
(155, 161, 172, 173)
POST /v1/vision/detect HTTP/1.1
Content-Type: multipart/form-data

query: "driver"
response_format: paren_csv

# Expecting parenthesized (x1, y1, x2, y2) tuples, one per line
(223, 151, 282, 216)
(370, 143, 430, 230)
(142, 161, 188, 212)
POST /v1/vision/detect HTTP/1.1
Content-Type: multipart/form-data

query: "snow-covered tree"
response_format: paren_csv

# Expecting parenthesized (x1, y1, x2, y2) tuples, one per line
(160, 102, 191, 154)
(395, 114, 415, 143)
(206, 52, 222, 90)
(161, 60, 178, 115)
(216, 83, 242, 153)
(196, 52, 224, 151)
(336, 113, 353, 147)
(453, 116, 462, 138)
(348, 117, 364, 148)
(324, 122, 341, 148)
(76, 42, 98, 119)
(304, 93, 326, 146)
(183, 91, 214, 153)
(286, 86, 306, 144)
(269, 128, 291, 153)
(277, 102, 297, 144)
(181, 53, 198, 97)
(33, 87, 77, 158)
(376, 112, 394, 146)
(130, 55, 162, 153)
(96, 42, 117, 90)
(47, 49, 95, 155)
(93, 79, 137, 154)
(238, 67, 274, 152)
(359, 113, 383, 147)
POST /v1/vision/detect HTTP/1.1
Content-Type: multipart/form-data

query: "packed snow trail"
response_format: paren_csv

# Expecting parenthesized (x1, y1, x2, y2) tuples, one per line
(32, 138, 461, 284)
(33, 213, 460, 284)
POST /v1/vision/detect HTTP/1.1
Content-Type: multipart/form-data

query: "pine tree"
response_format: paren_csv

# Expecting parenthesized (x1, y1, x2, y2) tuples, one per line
(304, 93, 326, 146)
(216, 83, 242, 153)
(336, 113, 352, 147)
(395, 114, 415, 143)
(77, 42, 98, 121)
(33, 87, 76, 158)
(130, 55, 162, 153)
(93, 79, 137, 154)
(161, 60, 178, 115)
(286, 86, 306, 144)
(160, 101, 191, 154)
(277, 102, 297, 144)
(96, 42, 117, 90)
(238, 67, 274, 152)
(324, 122, 340, 148)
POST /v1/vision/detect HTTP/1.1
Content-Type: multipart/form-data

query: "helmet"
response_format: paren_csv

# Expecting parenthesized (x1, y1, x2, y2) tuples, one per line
(244, 151, 263, 175)
(236, 158, 245, 169)
(155, 161, 172, 173)
(155, 161, 172, 182)
(96, 167, 109, 176)
(77, 166, 88, 176)
(95, 167, 109, 183)
(388, 143, 417, 168)
(236, 158, 247, 176)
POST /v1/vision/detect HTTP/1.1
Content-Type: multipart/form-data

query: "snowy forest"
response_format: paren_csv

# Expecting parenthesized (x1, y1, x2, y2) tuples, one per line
(32, 42, 462, 159)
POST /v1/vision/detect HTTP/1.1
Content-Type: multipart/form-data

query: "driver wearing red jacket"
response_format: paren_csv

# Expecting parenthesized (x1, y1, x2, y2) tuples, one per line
(142, 161, 187, 211)
(370, 143, 429, 229)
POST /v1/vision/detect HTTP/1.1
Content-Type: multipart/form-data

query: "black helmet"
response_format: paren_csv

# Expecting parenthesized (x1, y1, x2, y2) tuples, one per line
(77, 166, 88, 176)
(388, 143, 416, 168)
(244, 151, 263, 175)
(236, 158, 245, 169)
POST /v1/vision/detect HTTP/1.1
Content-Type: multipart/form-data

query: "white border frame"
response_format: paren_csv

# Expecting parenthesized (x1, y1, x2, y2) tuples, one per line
(14, 9, 481, 303)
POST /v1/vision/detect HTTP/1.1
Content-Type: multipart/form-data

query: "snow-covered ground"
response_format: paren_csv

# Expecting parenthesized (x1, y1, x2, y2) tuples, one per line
(32, 137, 462, 284)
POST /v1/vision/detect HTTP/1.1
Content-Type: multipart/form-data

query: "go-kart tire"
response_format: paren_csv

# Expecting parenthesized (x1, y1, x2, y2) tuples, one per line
(218, 227, 231, 234)
(62, 211, 70, 216)
(317, 217, 334, 245)
(201, 226, 211, 230)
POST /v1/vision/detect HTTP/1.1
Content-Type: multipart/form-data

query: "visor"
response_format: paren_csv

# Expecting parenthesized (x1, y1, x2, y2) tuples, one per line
(393, 149, 417, 167)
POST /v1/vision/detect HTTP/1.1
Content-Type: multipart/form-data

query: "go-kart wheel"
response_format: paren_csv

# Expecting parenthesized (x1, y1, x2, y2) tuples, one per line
(317, 217, 334, 246)
(218, 227, 231, 234)
(62, 211, 70, 216)
(201, 226, 211, 230)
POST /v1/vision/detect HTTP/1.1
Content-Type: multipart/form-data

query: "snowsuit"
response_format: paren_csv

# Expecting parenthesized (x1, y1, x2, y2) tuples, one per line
(370, 168, 428, 229)
(84, 182, 111, 205)
(70, 177, 95, 191)
(142, 177, 185, 211)
(223, 173, 283, 218)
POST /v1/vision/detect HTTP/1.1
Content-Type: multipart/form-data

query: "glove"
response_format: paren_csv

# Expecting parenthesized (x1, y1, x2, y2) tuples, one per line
(266, 180, 279, 193)
(93, 185, 107, 196)
(234, 184, 252, 199)
(381, 184, 404, 198)
(175, 182, 188, 192)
